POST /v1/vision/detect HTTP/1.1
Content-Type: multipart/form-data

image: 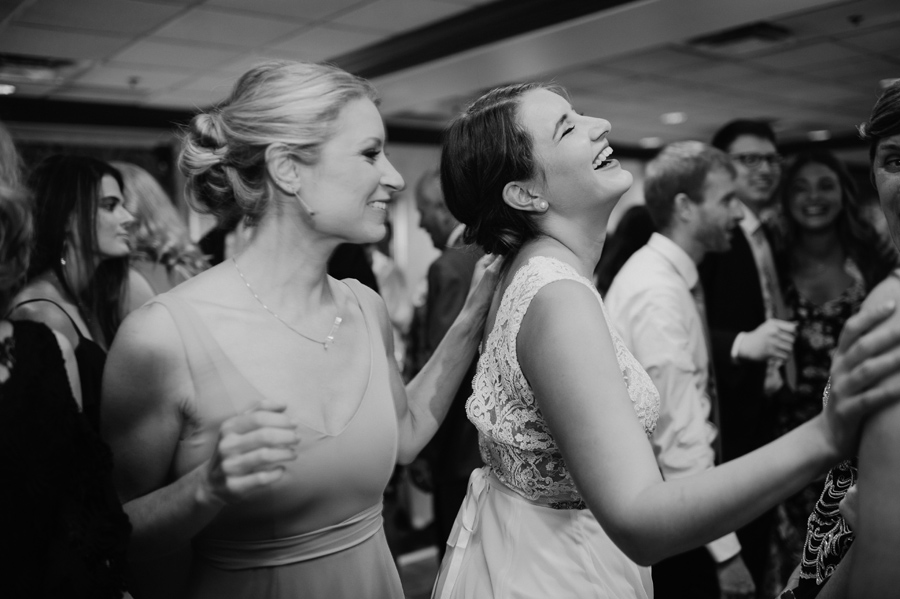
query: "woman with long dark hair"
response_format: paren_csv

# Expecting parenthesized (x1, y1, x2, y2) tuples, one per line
(11, 155, 149, 427)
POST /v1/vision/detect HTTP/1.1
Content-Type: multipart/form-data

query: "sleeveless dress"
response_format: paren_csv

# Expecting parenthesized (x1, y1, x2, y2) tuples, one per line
(1, 320, 130, 598)
(432, 256, 660, 599)
(150, 279, 403, 599)
(10, 298, 107, 430)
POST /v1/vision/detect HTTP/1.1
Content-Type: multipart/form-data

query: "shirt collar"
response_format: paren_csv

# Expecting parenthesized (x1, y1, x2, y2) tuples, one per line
(647, 232, 699, 290)
(445, 223, 466, 249)
(738, 201, 761, 237)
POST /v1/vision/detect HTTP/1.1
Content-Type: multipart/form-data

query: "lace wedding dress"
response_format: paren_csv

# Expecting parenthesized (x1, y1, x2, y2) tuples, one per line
(432, 256, 660, 599)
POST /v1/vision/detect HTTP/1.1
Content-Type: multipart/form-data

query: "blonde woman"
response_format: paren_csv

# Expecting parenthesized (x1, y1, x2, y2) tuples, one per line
(112, 162, 209, 294)
(102, 61, 498, 599)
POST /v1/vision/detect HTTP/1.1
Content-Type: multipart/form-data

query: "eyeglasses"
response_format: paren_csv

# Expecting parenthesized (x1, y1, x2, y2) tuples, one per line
(729, 152, 784, 169)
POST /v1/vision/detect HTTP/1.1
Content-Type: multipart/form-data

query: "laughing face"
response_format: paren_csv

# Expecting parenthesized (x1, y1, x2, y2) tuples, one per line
(516, 88, 633, 211)
(787, 161, 844, 234)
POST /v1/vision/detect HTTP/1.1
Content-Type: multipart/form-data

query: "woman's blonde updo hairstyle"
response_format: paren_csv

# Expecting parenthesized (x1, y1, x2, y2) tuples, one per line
(179, 61, 378, 226)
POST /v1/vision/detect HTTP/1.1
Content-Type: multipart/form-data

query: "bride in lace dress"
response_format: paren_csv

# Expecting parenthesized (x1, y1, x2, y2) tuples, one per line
(430, 83, 900, 599)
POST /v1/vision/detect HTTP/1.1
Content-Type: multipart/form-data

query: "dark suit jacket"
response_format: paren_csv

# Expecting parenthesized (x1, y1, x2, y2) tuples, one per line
(698, 227, 772, 463)
(420, 245, 483, 481)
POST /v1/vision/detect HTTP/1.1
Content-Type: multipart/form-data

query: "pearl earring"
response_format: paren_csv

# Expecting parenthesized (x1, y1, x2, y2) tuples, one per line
(538, 201, 548, 211)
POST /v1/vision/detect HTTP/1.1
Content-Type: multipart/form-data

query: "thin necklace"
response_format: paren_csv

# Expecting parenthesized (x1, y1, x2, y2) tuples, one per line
(232, 257, 343, 350)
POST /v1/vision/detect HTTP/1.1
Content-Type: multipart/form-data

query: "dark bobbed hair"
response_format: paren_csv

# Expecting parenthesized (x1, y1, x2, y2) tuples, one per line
(440, 82, 565, 256)
(859, 80, 900, 163)
(179, 60, 379, 227)
(711, 119, 777, 152)
(0, 181, 32, 314)
(27, 155, 129, 344)
(780, 150, 897, 290)
(643, 141, 736, 231)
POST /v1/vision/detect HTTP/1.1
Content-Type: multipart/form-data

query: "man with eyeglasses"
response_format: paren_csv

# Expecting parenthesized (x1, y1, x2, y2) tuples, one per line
(698, 119, 798, 597)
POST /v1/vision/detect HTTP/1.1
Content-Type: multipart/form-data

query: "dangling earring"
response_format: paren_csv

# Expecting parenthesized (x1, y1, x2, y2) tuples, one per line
(60, 239, 68, 266)
(293, 188, 316, 218)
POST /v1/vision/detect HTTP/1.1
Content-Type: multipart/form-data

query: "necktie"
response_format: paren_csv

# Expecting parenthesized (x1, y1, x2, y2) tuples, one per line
(691, 282, 723, 463)
(751, 226, 798, 393)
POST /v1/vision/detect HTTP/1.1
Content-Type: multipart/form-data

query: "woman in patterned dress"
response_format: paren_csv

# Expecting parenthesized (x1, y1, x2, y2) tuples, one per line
(769, 150, 897, 584)
(431, 82, 900, 599)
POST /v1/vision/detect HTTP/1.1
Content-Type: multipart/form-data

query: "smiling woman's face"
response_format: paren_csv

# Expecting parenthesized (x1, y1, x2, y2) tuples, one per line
(876, 133, 900, 250)
(787, 162, 843, 233)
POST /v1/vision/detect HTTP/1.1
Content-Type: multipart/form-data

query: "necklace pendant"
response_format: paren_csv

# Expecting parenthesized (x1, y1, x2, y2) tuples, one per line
(323, 316, 343, 351)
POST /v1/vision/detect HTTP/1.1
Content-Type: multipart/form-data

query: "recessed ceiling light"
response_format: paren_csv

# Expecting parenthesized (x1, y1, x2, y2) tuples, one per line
(808, 130, 831, 141)
(0, 84, 15, 95)
(661, 112, 686, 125)
(639, 137, 664, 148)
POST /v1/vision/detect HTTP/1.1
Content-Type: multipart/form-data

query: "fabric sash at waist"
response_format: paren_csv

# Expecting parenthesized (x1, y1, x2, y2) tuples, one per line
(195, 502, 383, 570)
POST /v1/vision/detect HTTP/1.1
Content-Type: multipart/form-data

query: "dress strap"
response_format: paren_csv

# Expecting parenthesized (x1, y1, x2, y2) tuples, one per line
(151, 293, 263, 415)
(8, 298, 89, 340)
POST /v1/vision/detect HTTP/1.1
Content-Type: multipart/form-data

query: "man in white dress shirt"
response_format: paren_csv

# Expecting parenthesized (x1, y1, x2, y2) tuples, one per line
(606, 142, 754, 598)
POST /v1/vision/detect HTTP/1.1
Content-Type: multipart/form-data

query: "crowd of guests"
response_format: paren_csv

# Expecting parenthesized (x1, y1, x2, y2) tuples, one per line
(1, 59, 899, 599)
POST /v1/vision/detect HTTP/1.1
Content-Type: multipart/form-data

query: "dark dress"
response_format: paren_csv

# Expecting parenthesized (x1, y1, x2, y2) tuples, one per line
(11, 298, 107, 430)
(0, 319, 130, 599)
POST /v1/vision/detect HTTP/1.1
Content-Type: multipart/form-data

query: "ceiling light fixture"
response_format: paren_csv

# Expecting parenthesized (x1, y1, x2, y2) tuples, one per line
(661, 112, 686, 125)
(0, 84, 15, 95)
(808, 130, 831, 141)
(639, 137, 664, 149)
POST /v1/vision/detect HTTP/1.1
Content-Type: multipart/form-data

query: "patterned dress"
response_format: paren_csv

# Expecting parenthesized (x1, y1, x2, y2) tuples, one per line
(432, 256, 660, 599)
(770, 262, 865, 587)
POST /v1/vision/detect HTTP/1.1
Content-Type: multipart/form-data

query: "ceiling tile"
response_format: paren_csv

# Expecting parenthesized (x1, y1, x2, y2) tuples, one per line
(205, 0, 363, 21)
(153, 7, 304, 48)
(111, 39, 241, 70)
(15, 0, 184, 35)
(603, 47, 712, 75)
(175, 72, 241, 95)
(671, 63, 769, 85)
(333, 0, 465, 33)
(74, 65, 192, 91)
(749, 41, 867, 71)
(776, 0, 900, 39)
(0, 25, 130, 60)
(215, 53, 294, 75)
(839, 25, 900, 54)
(268, 25, 382, 62)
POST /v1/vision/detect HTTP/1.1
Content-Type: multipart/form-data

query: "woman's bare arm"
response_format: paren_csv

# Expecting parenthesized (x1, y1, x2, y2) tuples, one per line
(389, 255, 500, 464)
(102, 302, 299, 558)
(520, 280, 900, 566)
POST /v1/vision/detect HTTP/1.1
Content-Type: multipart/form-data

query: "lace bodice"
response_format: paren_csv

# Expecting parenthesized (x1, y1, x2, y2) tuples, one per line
(467, 256, 659, 507)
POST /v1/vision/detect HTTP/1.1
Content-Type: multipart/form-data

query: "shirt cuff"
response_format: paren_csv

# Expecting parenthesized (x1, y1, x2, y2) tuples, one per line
(731, 333, 746, 362)
(706, 533, 742, 563)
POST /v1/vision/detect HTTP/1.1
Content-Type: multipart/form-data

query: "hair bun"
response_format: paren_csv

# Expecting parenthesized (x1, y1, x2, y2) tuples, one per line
(193, 112, 227, 151)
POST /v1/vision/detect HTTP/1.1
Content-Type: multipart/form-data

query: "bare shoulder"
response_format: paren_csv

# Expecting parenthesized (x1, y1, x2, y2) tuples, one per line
(126, 267, 157, 313)
(9, 282, 79, 343)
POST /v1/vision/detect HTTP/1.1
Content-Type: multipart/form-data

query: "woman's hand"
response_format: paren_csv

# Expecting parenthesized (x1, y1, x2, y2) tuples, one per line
(198, 400, 300, 505)
(824, 300, 900, 457)
(461, 254, 503, 324)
